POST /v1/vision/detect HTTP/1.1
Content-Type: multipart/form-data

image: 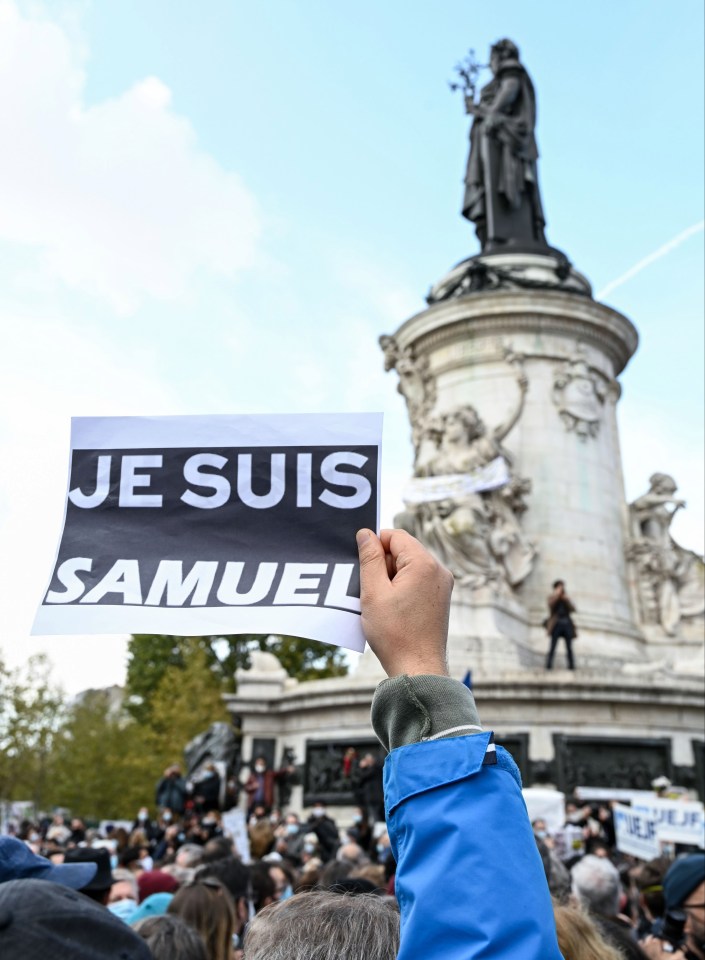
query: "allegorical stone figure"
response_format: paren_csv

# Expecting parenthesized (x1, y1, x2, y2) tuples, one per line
(463, 38, 548, 252)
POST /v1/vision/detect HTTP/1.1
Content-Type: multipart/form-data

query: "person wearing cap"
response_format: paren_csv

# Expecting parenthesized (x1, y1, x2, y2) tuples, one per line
(0, 835, 97, 889)
(63, 845, 114, 904)
(664, 853, 705, 960)
(0, 878, 151, 959)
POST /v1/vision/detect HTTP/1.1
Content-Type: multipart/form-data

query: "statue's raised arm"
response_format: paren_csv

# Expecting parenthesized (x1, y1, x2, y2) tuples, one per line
(493, 357, 528, 444)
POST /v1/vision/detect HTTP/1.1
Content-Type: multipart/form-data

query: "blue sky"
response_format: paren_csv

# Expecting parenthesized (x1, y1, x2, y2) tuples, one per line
(0, 0, 702, 692)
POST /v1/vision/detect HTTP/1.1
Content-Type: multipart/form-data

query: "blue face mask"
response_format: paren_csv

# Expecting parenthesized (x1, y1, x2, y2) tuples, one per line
(279, 884, 293, 901)
(108, 898, 137, 923)
(110, 854, 119, 870)
(286, 823, 299, 835)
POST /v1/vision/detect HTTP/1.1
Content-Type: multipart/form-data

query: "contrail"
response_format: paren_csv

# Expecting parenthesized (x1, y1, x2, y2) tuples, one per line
(596, 220, 704, 300)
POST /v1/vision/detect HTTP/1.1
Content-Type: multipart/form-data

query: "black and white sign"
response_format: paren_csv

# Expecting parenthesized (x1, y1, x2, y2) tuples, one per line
(33, 414, 382, 653)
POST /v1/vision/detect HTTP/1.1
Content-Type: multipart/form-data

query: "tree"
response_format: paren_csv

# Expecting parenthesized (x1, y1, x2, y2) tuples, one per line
(125, 633, 348, 722)
(49, 689, 150, 819)
(0, 654, 63, 809)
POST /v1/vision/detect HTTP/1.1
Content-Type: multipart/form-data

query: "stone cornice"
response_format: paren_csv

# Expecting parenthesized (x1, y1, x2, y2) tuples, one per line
(393, 291, 639, 376)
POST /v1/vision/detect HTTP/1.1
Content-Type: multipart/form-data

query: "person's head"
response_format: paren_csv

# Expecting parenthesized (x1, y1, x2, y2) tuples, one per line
(0, 879, 151, 959)
(268, 863, 294, 901)
(175, 843, 205, 870)
(109, 868, 139, 904)
(196, 857, 251, 934)
(250, 861, 276, 912)
(63, 846, 114, 904)
(636, 857, 669, 921)
(133, 914, 207, 960)
(252, 804, 268, 821)
(553, 580, 565, 591)
(309, 801, 327, 820)
(253, 755, 268, 774)
(552, 900, 623, 960)
(664, 853, 705, 959)
(200, 836, 235, 864)
(244, 889, 400, 960)
(571, 854, 621, 918)
(168, 878, 236, 960)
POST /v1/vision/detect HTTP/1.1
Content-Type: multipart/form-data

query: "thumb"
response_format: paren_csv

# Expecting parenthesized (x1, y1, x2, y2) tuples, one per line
(356, 529, 389, 601)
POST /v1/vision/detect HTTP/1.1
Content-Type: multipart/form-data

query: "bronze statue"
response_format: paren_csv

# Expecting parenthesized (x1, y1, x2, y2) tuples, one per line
(459, 39, 548, 253)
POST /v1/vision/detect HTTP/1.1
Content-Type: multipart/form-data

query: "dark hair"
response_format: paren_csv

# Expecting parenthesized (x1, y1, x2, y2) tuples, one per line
(200, 836, 235, 864)
(250, 862, 276, 911)
(168, 879, 236, 960)
(133, 914, 208, 960)
(552, 580, 565, 589)
(196, 857, 250, 902)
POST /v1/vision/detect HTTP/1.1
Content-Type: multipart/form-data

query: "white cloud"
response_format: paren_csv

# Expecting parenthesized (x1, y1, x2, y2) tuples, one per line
(0, 1, 262, 313)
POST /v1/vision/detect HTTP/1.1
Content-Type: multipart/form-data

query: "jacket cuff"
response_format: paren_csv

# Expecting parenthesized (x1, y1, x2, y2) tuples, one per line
(371, 675, 482, 752)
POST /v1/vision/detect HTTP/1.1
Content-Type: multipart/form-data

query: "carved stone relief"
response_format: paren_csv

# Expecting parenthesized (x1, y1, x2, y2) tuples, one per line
(552, 350, 607, 439)
(392, 350, 536, 592)
(379, 335, 436, 458)
(627, 473, 705, 636)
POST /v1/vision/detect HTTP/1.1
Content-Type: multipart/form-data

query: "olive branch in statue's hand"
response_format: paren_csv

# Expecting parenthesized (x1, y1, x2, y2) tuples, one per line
(448, 48, 487, 107)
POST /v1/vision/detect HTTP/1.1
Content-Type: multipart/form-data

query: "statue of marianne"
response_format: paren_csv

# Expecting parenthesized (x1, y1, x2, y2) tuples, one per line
(463, 39, 549, 254)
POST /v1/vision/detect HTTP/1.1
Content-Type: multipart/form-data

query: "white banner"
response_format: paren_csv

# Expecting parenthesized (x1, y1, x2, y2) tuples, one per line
(632, 799, 705, 848)
(403, 457, 510, 505)
(522, 788, 566, 835)
(222, 808, 251, 864)
(33, 413, 382, 654)
(614, 803, 662, 860)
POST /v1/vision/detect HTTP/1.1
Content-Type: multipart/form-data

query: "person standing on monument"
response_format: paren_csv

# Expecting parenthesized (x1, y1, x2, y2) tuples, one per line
(545, 579, 577, 669)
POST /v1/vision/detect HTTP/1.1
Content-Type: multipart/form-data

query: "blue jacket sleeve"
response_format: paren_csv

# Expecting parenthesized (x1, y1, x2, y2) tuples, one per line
(385, 732, 564, 960)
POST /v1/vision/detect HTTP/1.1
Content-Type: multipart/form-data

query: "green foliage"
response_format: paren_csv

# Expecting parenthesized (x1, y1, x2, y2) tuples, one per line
(125, 633, 348, 722)
(49, 689, 148, 819)
(0, 654, 63, 808)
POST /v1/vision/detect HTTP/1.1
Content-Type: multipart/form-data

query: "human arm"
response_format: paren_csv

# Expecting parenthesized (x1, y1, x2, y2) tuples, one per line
(357, 528, 564, 960)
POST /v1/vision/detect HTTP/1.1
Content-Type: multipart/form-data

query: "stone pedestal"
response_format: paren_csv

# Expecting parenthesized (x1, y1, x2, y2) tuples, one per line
(224, 252, 704, 814)
(390, 258, 648, 675)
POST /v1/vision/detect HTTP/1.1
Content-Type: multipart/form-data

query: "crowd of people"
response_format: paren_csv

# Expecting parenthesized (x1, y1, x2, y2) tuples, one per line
(1, 529, 703, 959)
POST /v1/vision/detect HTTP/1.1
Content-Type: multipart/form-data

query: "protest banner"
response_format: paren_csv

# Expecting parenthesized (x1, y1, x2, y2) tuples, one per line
(33, 413, 382, 653)
(522, 788, 566, 835)
(403, 456, 509, 505)
(614, 803, 661, 860)
(221, 808, 251, 864)
(632, 798, 705, 848)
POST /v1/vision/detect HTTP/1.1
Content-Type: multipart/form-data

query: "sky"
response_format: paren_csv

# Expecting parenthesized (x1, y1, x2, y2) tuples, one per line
(0, 0, 702, 695)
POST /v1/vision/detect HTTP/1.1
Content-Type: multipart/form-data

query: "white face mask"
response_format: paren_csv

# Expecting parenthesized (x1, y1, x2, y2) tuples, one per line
(162, 812, 172, 822)
(312, 808, 325, 818)
(254, 764, 266, 773)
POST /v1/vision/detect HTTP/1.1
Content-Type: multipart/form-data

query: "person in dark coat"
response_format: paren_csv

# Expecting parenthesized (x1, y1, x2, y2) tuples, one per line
(545, 580, 577, 669)
(155, 765, 187, 815)
(356, 753, 385, 824)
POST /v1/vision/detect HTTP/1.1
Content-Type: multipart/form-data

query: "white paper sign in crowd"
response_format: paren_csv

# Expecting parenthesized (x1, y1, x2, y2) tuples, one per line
(33, 414, 383, 654)
(632, 798, 705, 848)
(614, 804, 662, 860)
(614, 799, 705, 859)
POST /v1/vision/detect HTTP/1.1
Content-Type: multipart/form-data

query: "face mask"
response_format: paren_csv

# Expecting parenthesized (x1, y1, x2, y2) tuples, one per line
(138, 812, 148, 821)
(535, 830, 547, 839)
(286, 823, 299, 835)
(202, 817, 215, 826)
(255, 764, 266, 773)
(312, 808, 324, 818)
(304, 843, 316, 854)
(279, 884, 293, 901)
(108, 898, 137, 923)
(162, 812, 172, 822)
(352, 814, 363, 824)
(270, 814, 280, 825)
(28, 832, 40, 843)
(110, 854, 119, 870)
